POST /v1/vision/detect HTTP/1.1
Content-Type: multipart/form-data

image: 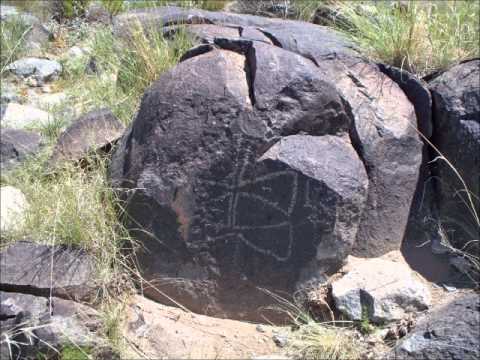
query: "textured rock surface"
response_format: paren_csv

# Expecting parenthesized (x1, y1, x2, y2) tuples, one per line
(122, 295, 279, 359)
(331, 257, 431, 323)
(110, 8, 423, 320)
(0, 241, 96, 301)
(0, 291, 100, 359)
(388, 293, 480, 360)
(5, 57, 62, 83)
(0, 186, 28, 233)
(428, 59, 480, 248)
(0, 128, 43, 170)
(49, 108, 124, 167)
(0, 102, 51, 128)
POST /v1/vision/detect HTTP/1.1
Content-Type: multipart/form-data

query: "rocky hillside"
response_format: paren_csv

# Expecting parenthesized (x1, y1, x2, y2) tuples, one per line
(1, 2, 479, 359)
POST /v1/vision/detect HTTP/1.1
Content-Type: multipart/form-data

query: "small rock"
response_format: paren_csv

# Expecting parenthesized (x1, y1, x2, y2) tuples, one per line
(31, 91, 67, 110)
(0, 5, 18, 18)
(49, 108, 125, 168)
(0, 186, 28, 233)
(256, 324, 267, 333)
(331, 257, 431, 323)
(0, 128, 43, 170)
(0, 241, 96, 301)
(0, 102, 51, 128)
(67, 45, 87, 58)
(442, 284, 457, 292)
(86, 2, 112, 24)
(6, 57, 62, 83)
(272, 334, 288, 348)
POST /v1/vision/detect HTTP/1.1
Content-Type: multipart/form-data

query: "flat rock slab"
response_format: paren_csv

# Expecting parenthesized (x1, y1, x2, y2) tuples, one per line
(0, 128, 43, 170)
(122, 295, 280, 359)
(0, 241, 96, 301)
(49, 108, 125, 167)
(0, 102, 51, 128)
(0, 186, 28, 233)
(0, 291, 101, 359)
(331, 256, 431, 323)
(388, 293, 480, 360)
(6, 57, 62, 83)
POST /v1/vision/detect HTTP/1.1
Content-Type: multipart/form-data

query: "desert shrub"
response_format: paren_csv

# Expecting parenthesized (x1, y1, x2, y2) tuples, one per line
(53, 0, 92, 20)
(334, 0, 480, 76)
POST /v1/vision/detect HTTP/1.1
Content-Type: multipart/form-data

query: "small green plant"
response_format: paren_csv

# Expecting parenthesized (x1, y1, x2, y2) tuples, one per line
(56, 0, 91, 19)
(60, 345, 91, 360)
(358, 305, 374, 335)
(334, 0, 480, 76)
(101, 0, 125, 15)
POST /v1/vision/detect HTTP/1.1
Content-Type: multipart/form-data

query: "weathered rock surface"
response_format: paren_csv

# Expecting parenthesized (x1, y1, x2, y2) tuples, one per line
(331, 256, 431, 323)
(0, 241, 96, 301)
(49, 108, 125, 167)
(0, 102, 51, 128)
(0, 186, 28, 233)
(110, 8, 423, 320)
(0, 291, 101, 359)
(111, 41, 369, 320)
(388, 293, 480, 360)
(428, 59, 480, 248)
(122, 295, 280, 359)
(0, 128, 43, 170)
(5, 57, 62, 83)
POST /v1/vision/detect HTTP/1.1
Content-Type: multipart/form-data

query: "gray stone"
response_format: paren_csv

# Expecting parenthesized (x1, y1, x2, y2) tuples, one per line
(388, 293, 480, 360)
(428, 59, 480, 250)
(0, 128, 43, 170)
(0, 102, 51, 128)
(6, 57, 62, 83)
(49, 108, 125, 167)
(0, 291, 100, 359)
(0, 241, 96, 301)
(0, 82, 20, 104)
(0, 186, 28, 233)
(331, 257, 431, 323)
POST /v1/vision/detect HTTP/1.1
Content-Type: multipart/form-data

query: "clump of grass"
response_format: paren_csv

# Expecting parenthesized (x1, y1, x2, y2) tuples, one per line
(334, 0, 480, 76)
(1, 150, 132, 287)
(260, 289, 360, 360)
(0, 17, 31, 73)
(121, 0, 228, 12)
(60, 22, 192, 125)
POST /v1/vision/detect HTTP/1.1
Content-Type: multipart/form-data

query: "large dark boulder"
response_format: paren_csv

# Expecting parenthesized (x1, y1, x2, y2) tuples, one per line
(0, 241, 96, 301)
(0, 128, 43, 171)
(110, 9, 423, 320)
(428, 59, 480, 248)
(388, 293, 480, 360)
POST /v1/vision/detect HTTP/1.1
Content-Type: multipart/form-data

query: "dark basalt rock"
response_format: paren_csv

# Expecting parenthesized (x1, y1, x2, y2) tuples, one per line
(0, 128, 43, 171)
(110, 8, 423, 320)
(388, 293, 480, 360)
(0, 241, 96, 301)
(428, 59, 480, 249)
(0, 291, 100, 359)
(49, 108, 125, 168)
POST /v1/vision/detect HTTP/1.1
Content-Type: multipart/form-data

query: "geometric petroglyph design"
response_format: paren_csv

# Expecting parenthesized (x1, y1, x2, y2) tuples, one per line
(198, 136, 317, 262)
